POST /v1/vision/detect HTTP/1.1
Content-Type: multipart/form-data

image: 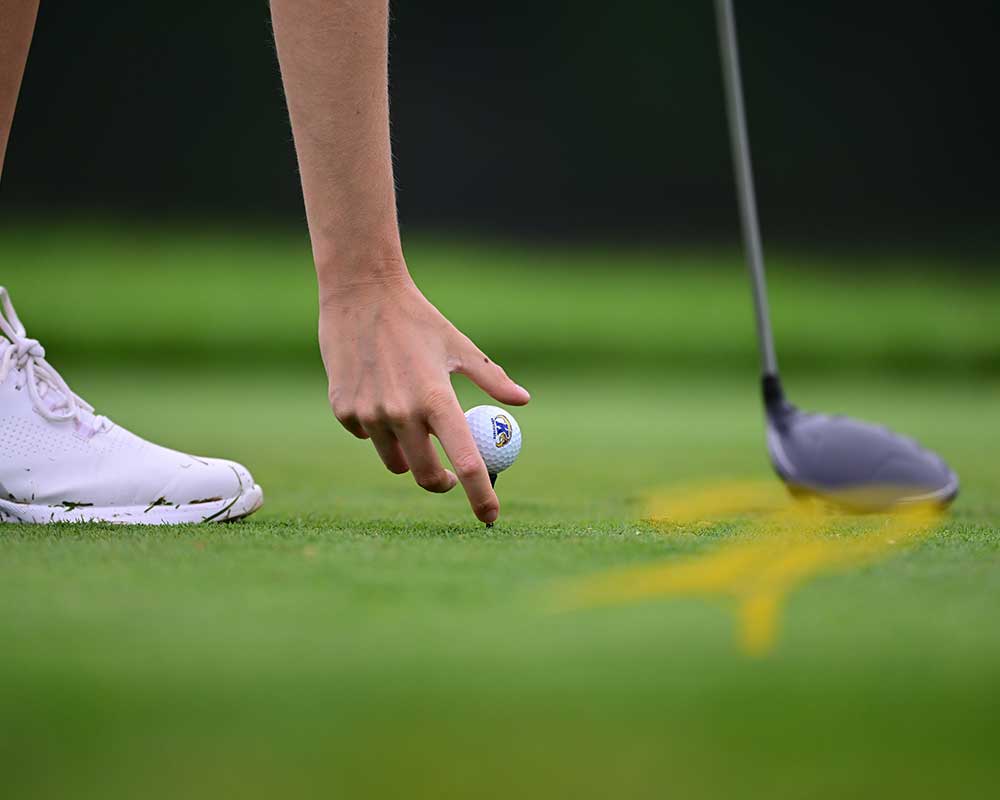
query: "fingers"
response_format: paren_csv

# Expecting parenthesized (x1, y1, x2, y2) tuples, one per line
(339, 418, 370, 440)
(331, 403, 369, 440)
(332, 399, 456, 492)
(394, 423, 458, 493)
(363, 423, 409, 475)
(427, 393, 499, 524)
(455, 344, 531, 406)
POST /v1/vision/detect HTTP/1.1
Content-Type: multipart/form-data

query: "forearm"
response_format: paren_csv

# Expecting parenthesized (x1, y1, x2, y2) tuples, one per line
(270, 0, 404, 292)
(0, 0, 40, 178)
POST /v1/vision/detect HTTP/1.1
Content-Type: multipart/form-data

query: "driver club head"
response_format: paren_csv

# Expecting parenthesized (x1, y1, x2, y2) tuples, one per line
(762, 376, 959, 511)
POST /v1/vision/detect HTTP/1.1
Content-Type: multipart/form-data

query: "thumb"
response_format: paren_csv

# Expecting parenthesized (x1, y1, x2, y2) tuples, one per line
(457, 344, 531, 406)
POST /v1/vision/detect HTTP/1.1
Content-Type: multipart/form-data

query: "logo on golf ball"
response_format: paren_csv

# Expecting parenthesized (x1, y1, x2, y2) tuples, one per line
(492, 414, 512, 448)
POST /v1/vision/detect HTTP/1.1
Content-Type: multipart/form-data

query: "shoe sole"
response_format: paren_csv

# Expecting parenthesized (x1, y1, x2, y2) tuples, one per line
(0, 484, 264, 525)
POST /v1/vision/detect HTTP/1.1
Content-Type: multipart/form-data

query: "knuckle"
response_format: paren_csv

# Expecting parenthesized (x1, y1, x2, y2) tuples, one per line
(356, 407, 380, 428)
(423, 387, 454, 417)
(385, 460, 409, 475)
(414, 470, 446, 491)
(330, 403, 367, 438)
(452, 453, 484, 480)
(473, 496, 499, 517)
(379, 402, 410, 426)
(331, 402, 355, 425)
(343, 421, 368, 439)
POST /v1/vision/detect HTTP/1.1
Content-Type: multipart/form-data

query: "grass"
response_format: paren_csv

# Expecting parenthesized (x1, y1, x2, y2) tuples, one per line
(1, 225, 998, 798)
(1, 222, 998, 374)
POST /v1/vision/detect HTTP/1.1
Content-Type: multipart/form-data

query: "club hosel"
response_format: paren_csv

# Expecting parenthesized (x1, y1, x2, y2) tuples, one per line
(762, 373, 794, 423)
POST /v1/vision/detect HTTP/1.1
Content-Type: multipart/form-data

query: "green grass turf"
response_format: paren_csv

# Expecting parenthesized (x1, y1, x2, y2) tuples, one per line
(1, 221, 998, 375)
(1, 226, 998, 798)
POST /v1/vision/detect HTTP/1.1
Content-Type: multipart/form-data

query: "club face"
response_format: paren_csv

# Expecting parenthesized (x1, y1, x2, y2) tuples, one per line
(765, 404, 959, 512)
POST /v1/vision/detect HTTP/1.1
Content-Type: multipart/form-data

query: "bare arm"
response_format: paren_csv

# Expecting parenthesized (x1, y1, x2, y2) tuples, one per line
(0, 0, 40, 178)
(270, 0, 529, 524)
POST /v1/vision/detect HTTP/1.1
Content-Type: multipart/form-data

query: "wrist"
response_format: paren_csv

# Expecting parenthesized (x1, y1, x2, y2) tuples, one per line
(314, 234, 411, 301)
(317, 257, 413, 309)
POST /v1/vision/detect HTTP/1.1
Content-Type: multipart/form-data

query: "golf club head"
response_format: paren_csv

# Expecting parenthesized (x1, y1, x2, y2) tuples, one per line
(762, 376, 959, 511)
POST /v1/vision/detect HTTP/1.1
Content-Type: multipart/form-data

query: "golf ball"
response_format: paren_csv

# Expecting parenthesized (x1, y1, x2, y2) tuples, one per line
(464, 405, 522, 475)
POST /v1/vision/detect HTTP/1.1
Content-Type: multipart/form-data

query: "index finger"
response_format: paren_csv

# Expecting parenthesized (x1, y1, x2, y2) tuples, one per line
(428, 396, 499, 524)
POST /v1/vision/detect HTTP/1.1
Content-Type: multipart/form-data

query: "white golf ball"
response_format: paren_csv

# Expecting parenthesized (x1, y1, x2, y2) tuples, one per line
(464, 405, 522, 475)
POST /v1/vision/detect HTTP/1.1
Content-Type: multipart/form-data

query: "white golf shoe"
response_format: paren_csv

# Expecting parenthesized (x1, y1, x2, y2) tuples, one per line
(0, 287, 263, 524)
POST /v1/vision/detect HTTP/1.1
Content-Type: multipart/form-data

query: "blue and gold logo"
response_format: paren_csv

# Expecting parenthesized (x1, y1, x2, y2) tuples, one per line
(492, 414, 513, 448)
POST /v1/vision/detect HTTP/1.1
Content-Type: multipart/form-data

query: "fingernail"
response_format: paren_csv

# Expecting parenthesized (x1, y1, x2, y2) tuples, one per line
(483, 508, 499, 524)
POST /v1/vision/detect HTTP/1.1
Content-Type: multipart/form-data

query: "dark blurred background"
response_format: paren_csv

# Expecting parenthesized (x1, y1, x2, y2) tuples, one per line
(2, 0, 998, 245)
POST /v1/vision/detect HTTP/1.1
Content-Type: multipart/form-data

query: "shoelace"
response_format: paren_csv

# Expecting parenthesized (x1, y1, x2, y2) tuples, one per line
(0, 286, 109, 429)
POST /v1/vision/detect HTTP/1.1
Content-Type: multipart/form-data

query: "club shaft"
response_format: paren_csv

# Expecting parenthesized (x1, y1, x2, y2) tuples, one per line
(714, 0, 778, 377)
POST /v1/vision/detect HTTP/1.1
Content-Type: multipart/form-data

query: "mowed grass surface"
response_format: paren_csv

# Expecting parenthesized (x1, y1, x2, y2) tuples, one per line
(1, 226, 998, 799)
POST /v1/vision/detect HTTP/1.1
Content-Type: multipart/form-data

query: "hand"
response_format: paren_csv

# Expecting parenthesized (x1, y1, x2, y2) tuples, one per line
(319, 271, 531, 524)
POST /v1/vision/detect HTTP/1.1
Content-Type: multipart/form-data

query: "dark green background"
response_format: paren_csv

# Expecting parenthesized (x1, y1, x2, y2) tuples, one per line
(3, 1, 998, 243)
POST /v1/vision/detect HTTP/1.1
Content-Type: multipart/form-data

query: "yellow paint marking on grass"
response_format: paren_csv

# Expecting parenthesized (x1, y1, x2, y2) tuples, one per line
(641, 480, 791, 526)
(558, 483, 944, 655)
